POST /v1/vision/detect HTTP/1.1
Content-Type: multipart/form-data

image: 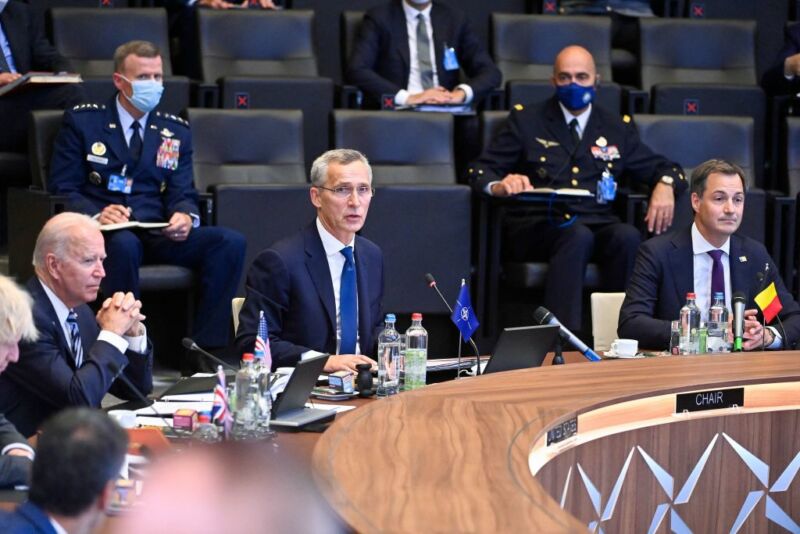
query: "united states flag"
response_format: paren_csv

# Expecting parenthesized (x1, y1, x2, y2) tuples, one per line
(254, 310, 272, 371)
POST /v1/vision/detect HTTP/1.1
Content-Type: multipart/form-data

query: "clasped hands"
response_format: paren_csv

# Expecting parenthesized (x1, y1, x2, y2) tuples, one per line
(96, 292, 146, 338)
(406, 87, 466, 106)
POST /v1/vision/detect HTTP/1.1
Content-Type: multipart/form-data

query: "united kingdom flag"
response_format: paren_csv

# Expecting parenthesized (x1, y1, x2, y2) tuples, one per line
(254, 310, 272, 371)
(211, 365, 232, 437)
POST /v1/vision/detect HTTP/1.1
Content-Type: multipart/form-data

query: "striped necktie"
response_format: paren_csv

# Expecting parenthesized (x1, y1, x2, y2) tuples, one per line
(66, 309, 83, 368)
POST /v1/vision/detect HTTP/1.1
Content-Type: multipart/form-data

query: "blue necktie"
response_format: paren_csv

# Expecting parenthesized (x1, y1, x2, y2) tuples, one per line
(339, 247, 357, 354)
(129, 120, 142, 162)
(67, 310, 83, 368)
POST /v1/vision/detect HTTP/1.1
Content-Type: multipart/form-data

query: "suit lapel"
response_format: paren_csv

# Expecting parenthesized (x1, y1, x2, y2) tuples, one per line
(729, 235, 750, 302)
(354, 239, 372, 350)
(544, 99, 576, 155)
(668, 229, 695, 305)
(135, 116, 161, 174)
(391, 1, 410, 75)
(104, 100, 130, 166)
(26, 278, 74, 367)
(304, 227, 337, 333)
(430, 3, 447, 78)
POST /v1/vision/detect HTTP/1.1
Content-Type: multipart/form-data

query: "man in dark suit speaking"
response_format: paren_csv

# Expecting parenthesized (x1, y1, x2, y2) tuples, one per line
(0, 213, 153, 437)
(346, 0, 501, 109)
(618, 159, 800, 350)
(236, 149, 383, 373)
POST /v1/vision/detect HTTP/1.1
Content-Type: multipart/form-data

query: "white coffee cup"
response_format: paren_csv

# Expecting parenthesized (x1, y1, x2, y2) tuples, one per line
(108, 409, 137, 429)
(610, 339, 638, 357)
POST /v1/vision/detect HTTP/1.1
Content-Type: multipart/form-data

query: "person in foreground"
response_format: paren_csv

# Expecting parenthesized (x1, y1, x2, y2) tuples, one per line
(0, 408, 128, 534)
(0, 275, 38, 488)
(618, 159, 800, 350)
(0, 213, 153, 437)
(466, 45, 686, 332)
(236, 149, 383, 373)
(48, 40, 245, 366)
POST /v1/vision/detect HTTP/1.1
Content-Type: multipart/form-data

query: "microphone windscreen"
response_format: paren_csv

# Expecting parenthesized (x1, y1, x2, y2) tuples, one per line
(424, 273, 436, 286)
(733, 292, 746, 303)
(181, 337, 195, 350)
(532, 306, 551, 325)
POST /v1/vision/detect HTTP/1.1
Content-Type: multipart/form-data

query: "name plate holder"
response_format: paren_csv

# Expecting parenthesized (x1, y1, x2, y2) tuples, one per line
(675, 387, 745, 414)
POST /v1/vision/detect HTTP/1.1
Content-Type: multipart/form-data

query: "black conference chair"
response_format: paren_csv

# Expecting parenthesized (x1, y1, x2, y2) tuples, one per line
(360, 185, 473, 315)
(49, 8, 191, 113)
(633, 114, 765, 243)
(638, 18, 766, 185)
(185, 108, 306, 192)
(196, 9, 332, 170)
(213, 184, 315, 296)
(9, 110, 195, 333)
(333, 111, 456, 184)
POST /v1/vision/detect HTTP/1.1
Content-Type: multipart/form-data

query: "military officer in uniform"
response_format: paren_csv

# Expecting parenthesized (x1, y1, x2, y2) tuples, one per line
(48, 40, 245, 370)
(467, 45, 686, 332)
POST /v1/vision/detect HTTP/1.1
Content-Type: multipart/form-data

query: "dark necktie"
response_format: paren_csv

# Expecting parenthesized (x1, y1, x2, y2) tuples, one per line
(339, 246, 357, 354)
(707, 249, 725, 301)
(569, 118, 580, 146)
(67, 309, 83, 368)
(416, 13, 433, 90)
(129, 120, 143, 162)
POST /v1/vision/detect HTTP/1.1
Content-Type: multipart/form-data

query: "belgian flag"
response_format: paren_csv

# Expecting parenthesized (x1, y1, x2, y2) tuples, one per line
(754, 282, 783, 324)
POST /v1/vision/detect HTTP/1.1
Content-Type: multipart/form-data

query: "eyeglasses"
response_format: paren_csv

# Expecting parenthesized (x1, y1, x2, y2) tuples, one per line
(315, 184, 375, 198)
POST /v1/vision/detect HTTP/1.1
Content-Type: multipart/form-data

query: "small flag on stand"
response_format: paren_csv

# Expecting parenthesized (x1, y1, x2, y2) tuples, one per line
(254, 310, 272, 371)
(211, 365, 232, 439)
(451, 279, 479, 342)
(754, 282, 783, 324)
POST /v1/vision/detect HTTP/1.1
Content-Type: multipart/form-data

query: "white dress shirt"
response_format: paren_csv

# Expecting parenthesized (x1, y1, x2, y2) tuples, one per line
(394, 2, 473, 105)
(559, 102, 592, 140)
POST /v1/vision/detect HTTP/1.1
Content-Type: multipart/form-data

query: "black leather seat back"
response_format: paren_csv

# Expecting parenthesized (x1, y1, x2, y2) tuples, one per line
(341, 10, 365, 76)
(334, 111, 455, 184)
(197, 10, 318, 81)
(186, 109, 306, 191)
(29, 110, 65, 190)
(786, 118, 800, 197)
(491, 14, 612, 84)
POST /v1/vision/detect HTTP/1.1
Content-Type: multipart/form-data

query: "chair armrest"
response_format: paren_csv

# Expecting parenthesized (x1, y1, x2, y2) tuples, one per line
(336, 84, 362, 109)
(198, 192, 214, 227)
(192, 82, 219, 109)
(622, 87, 649, 115)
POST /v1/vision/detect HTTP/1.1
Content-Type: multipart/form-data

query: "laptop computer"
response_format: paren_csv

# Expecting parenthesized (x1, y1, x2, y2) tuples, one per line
(270, 353, 336, 429)
(483, 325, 560, 374)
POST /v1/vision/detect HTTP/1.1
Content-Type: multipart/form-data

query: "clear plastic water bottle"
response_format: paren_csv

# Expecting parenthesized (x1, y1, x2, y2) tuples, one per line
(233, 353, 260, 438)
(679, 293, 701, 354)
(404, 313, 428, 391)
(192, 412, 220, 443)
(376, 314, 401, 397)
(707, 292, 730, 353)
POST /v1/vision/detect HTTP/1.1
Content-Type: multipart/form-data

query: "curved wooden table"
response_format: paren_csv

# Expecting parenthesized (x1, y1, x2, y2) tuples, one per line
(312, 353, 800, 532)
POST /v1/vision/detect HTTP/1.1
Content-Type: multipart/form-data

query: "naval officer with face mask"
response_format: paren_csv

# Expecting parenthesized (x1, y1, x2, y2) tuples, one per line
(466, 45, 686, 333)
(48, 40, 245, 372)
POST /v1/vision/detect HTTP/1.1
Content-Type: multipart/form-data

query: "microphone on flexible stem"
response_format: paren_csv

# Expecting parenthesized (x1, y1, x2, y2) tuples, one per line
(424, 273, 482, 375)
(108, 362, 180, 439)
(732, 292, 746, 352)
(182, 338, 237, 371)
(532, 306, 601, 362)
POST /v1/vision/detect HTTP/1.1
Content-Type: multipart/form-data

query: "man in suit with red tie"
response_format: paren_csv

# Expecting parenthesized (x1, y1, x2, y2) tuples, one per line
(236, 149, 383, 373)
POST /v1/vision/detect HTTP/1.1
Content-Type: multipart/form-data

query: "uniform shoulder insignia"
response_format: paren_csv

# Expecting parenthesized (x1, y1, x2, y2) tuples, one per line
(161, 113, 189, 127)
(513, 104, 524, 111)
(72, 103, 104, 112)
(622, 114, 631, 123)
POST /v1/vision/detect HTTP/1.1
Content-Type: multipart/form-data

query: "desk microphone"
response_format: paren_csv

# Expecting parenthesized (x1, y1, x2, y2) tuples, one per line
(424, 273, 482, 375)
(108, 362, 180, 439)
(182, 338, 237, 371)
(732, 292, 746, 352)
(533, 306, 601, 362)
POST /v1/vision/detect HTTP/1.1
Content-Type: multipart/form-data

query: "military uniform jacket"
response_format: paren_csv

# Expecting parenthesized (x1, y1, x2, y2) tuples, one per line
(468, 97, 686, 223)
(48, 96, 199, 221)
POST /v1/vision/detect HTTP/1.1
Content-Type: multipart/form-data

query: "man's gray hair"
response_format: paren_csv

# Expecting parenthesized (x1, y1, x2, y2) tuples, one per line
(310, 149, 372, 187)
(0, 275, 37, 344)
(32, 212, 100, 269)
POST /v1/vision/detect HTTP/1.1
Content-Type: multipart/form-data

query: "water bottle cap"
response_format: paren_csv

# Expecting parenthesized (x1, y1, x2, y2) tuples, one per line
(198, 412, 211, 423)
(713, 292, 724, 299)
(242, 352, 254, 362)
(686, 292, 696, 299)
(385, 313, 396, 322)
(412, 313, 423, 320)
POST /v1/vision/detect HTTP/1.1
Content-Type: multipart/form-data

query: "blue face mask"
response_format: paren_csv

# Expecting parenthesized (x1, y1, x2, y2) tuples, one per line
(120, 76, 164, 113)
(555, 82, 596, 111)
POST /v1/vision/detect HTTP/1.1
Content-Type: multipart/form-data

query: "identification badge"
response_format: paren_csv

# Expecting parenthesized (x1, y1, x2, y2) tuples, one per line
(443, 46, 460, 71)
(156, 138, 180, 170)
(596, 169, 617, 204)
(108, 173, 133, 194)
(86, 154, 108, 165)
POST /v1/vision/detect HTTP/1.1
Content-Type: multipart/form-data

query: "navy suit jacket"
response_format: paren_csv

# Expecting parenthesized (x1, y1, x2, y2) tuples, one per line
(0, 0, 71, 74)
(346, 0, 501, 108)
(0, 502, 56, 534)
(618, 226, 800, 350)
(235, 224, 384, 369)
(0, 413, 30, 488)
(48, 95, 198, 222)
(0, 278, 153, 437)
(761, 22, 800, 95)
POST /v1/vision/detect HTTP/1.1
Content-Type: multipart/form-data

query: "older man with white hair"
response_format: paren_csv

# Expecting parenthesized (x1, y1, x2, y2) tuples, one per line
(0, 213, 153, 437)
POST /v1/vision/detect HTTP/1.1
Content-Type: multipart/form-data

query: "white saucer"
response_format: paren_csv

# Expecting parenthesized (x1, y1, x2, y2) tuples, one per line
(603, 350, 644, 359)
